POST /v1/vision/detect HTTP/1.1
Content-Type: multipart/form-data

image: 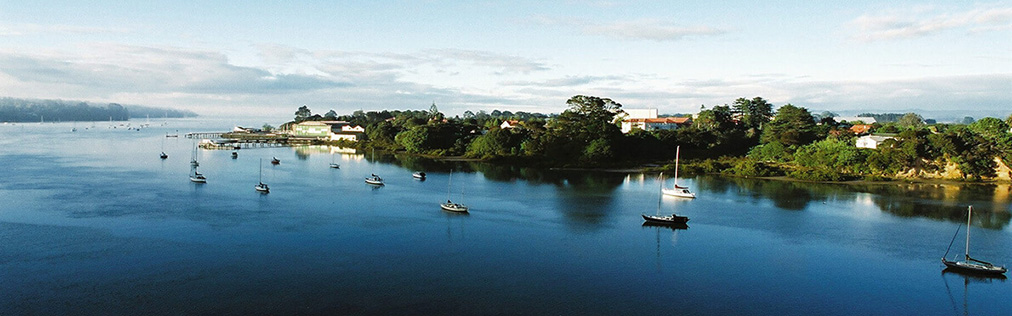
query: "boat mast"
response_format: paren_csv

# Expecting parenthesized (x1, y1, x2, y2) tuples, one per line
(674, 146, 680, 187)
(446, 170, 453, 202)
(657, 172, 664, 215)
(965, 206, 972, 259)
(259, 158, 263, 184)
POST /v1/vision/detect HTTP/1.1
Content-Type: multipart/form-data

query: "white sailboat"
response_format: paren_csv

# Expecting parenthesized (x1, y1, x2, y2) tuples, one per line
(662, 145, 695, 198)
(255, 158, 270, 193)
(643, 172, 688, 224)
(440, 170, 468, 212)
(941, 206, 1007, 275)
(329, 153, 340, 169)
(365, 148, 384, 185)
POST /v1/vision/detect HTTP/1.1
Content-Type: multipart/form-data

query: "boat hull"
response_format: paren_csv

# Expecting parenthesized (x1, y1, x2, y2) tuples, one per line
(329, 164, 340, 169)
(942, 258, 1007, 275)
(642, 214, 688, 224)
(440, 203, 468, 212)
(365, 178, 384, 185)
(189, 177, 206, 183)
(661, 188, 695, 198)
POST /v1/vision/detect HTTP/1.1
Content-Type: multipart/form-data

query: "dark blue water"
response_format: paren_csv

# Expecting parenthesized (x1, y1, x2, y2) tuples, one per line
(2, 118, 1011, 315)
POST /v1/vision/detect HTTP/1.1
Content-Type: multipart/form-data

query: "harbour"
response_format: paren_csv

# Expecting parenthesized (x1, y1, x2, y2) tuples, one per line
(1, 118, 1010, 315)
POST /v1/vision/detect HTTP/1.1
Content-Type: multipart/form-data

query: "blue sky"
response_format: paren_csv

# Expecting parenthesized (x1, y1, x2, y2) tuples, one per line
(1, 1, 1009, 120)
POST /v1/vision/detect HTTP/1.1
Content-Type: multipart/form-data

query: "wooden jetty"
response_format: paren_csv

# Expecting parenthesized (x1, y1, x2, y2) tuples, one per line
(195, 132, 320, 150)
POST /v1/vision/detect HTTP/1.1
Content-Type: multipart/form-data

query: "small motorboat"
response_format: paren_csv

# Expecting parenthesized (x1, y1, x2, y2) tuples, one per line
(642, 213, 688, 224)
(271, 157, 280, 165)
(231, 151, 238, 159)
(412, 172, 426, 180)
(160, 152, 168, 159)
(329, 162, 340, 169)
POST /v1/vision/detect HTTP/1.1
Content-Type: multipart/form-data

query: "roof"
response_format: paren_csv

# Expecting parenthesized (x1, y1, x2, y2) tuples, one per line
(849, 124, 872, 134)
(296, 120, 350, 126)
(624, 117, 691, 124)
(859, 135, 895, 142)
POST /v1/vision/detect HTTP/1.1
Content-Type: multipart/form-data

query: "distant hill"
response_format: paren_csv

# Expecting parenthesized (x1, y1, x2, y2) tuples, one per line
(0, 97, 197, 122)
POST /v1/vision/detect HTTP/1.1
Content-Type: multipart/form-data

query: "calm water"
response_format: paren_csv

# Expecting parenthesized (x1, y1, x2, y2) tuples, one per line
(2, 118, 1011, 315)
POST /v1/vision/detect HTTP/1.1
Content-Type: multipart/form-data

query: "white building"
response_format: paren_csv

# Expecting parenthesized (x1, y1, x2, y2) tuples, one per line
(837, 116, 877, 124)
(855, 135, 895, 149)
(621, 117, 692, 133)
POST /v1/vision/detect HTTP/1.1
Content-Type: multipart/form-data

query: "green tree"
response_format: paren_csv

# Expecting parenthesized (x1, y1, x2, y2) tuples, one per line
(732, 97, 774, 132)
(262, 123, 274, 132)
(694, 105, 734, 131)
(324, 110, 338, 120)
(897, 113, 924, 129)
(295, 105, 312, 122)
(760, 104, 817, 146)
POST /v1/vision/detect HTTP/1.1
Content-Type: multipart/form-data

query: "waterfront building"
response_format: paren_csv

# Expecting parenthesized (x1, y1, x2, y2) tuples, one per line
(292, 121, 366, 141)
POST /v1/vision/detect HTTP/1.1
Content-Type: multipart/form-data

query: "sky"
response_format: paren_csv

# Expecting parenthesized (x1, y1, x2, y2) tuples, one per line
(0, 0, 1009, 121)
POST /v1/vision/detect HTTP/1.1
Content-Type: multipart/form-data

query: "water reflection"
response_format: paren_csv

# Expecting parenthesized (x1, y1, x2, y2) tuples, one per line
(942, 269, 1007, 316)
(691, 175, 1011, 229)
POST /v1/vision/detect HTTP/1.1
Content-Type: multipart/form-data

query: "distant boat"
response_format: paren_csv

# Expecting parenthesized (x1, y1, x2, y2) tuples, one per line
(231, 151, 238, 159)
(160, 137, 168, 159)
(189, 168, 207, 183)
(255, 158, 269, 193)
(440, 170, 468, 212)
(329, 154, 340, 169)
(942, 206, 1007, 275)
(413, 172, 426, 180)
(271, 157, 280, 165)
(643, 172, 688, 224)
(365, 173, 384, 185)
(662, 145, 695, 198)
(364, 149, 383, 185)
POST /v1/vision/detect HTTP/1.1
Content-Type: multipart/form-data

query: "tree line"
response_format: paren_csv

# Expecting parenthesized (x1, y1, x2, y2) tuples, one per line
(0, 97, 196, 122)
(287, 96, 1012, 181)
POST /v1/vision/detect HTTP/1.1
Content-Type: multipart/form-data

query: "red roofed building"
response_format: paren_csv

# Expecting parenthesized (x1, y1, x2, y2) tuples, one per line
(850, 124, 872, 135)
(621, 117, 692, 133)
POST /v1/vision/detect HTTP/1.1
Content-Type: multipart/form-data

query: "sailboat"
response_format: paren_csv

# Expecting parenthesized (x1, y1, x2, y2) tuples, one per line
(643, 172, 688, 224)
(365, 148, 384, 185)
(440, 170, 468, 212)
(329, 153, 340, 169)
(661, 145, 695, 198)
(255, 158, 270, 193)
(941, 206, 1007, 275)
(271, 157, 280, 165)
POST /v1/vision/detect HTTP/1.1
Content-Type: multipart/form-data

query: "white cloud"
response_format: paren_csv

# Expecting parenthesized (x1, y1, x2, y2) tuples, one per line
(531, 16, 725, 41)
(849, 6, 1012, 41)
(0, 23, 129, 36)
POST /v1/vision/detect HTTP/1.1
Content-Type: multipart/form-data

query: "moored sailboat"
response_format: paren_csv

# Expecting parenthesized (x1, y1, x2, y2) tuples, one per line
(440, 170, 468, 212)
(941, 206, 1007, 275)
(255, 158, 269, 193)
(661, 145, 695, 198)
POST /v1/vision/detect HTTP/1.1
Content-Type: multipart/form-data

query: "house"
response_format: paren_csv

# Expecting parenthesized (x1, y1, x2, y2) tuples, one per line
(849, 124, 872, 135)
(837, 116, 877, 124)
(621, 117, 692, 133)
(500, 120, 520, 129)
(855, 135, 896, 149)
(232, 126, 261, 133)
(291, 121, 366, 141)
